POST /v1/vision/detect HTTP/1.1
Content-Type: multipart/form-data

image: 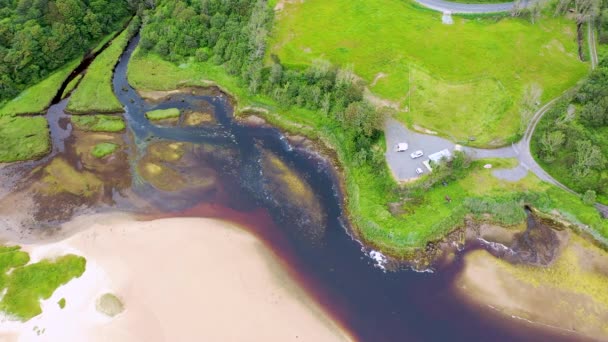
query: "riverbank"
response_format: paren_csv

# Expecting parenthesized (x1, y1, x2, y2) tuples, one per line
(0, 213, 349, 341)
(455, 231, 608, 340)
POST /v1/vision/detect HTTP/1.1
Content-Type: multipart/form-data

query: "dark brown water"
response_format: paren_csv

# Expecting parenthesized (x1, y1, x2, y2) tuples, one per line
(0, 36, 587, 341)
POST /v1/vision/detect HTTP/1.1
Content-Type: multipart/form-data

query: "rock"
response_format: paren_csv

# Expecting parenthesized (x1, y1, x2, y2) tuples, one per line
(96, 293, 124, 317)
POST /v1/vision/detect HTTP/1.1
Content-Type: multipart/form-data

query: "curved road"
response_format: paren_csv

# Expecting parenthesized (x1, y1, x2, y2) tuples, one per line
(387, 0, 600, 202)
(415, 0, 531, 13)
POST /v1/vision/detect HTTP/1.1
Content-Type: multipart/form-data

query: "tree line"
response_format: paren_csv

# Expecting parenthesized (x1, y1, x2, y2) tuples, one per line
(0, 0, 140, 102)
(535, 58, 608, 199)
(139, 0, 385, 162)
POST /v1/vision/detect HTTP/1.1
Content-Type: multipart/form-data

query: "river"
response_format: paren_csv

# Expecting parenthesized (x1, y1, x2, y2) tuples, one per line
(0, 35, 582, 341)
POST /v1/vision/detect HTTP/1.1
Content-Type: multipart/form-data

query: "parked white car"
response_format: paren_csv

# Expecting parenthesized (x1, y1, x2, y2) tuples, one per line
(395, 143, 409, 152)
(410, 150, 424, 159)
(415, 168, 424, 175)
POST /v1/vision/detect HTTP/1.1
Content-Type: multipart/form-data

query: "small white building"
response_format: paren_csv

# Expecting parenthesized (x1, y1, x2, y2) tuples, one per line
(423, 149, 453, 172)
(428, 149, 452, 164)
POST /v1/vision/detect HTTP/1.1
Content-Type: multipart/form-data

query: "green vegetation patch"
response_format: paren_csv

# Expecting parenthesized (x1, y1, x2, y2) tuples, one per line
(532, 60, 608, 204)
(57, 298, 66, 309)
(0, 245, 85, 320)
(0, 116, 50, 162)
(270, 0, 588, 146)
(61, 74, 84, 100)
(67, 27, 133, 114)
(91, 142, 119, 158)
(145, 108, 180, 121)
(0, 59, 81, 116)
(39, 158, 103, 197)
(71, 115, 126, 132)
(128, 42, 607, 254)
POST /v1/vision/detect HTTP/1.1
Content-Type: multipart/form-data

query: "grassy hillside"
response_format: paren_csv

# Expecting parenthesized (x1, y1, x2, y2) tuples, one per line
(270, 0, 588, 146)
(128, 51, 606, 254)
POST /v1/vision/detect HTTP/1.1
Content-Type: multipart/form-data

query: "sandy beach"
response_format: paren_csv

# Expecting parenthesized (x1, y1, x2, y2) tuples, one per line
(0, 214, 349, 342)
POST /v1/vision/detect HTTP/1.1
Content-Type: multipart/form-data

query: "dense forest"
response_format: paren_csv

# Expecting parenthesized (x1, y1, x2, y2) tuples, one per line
(140, 0, 385, 160)
(533, 58, 608, 202)
(0, 0, 139, 102)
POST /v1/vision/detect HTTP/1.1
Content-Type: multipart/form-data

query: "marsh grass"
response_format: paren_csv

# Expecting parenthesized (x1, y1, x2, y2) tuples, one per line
(0, 116, 50, 162)
(71, 115, 125, 132)
(0, 246, 85, 320)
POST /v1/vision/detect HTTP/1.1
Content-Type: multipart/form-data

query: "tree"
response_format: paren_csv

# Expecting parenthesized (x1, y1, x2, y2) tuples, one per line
(573, 140, 605, 177)
(539, 130, 565, 162)
(583, 189, 597, 205)
(556, 0, 600, 60)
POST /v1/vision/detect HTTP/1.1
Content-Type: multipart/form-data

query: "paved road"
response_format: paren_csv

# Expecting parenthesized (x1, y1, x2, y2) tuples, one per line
(415, 0, 531, 13)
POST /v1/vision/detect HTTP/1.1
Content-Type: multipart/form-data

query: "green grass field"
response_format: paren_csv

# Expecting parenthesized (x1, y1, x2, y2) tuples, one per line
(0, 116, 50, 162)
(67, 28, 132, 114)
(71, 114, 125, 132)
(146, 108, 180, 121)
(0, 245, 85, 320)
(0, 58, 81, 116)
(91, 142, 119, 158)
(270, 0, 588, 146)
(128, 50, 606, 254)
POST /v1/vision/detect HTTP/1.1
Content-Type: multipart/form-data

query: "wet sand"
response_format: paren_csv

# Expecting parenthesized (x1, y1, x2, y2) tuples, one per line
(455, 233, 608, 341)
(0, 214, 349, 342)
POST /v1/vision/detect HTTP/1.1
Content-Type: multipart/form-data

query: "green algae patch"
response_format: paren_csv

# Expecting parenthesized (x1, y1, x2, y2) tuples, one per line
(457, 234, 608, 340)
(145, 108, 180, 122)
(183, 110, 215, 126)
(71, 115, 125, 133)
(96, 293, 124, 317)
(0, 116, 50, 162)
(39, 158, 103, 197)
(148, 141, 185, 162)
(0, 245, 85, 321)
(57, 298, 66, 309)
(261, 151, 325, 240)
(496, 234, 608, 307)
(137, 141, 219, 192)
(91, 142, 119, 159)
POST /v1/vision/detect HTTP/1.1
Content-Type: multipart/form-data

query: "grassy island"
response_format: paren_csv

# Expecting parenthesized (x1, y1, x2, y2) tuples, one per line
(92, 142, 119, 158)
(71, 115, 126, 132)
(145, 108, 181, 121)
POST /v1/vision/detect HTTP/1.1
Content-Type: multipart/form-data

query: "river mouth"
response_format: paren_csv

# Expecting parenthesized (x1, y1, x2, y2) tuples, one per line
(0, 35, 601, 341)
